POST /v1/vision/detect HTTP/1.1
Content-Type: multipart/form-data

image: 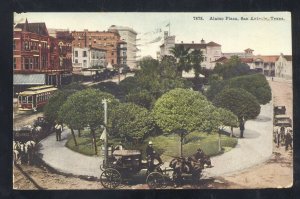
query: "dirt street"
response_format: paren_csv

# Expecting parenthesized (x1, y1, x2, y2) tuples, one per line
(13, 78, 293, 189)
(215, 79, 293, 188)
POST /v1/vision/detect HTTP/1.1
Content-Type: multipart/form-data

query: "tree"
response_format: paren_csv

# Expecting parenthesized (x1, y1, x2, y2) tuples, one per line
(213, 88, 261, 138)
(92, 81, 124, 100)
(109, 103, 155, 143)
(170, 44, 191, 75)
(152, 88, 219, 134)
(217, 108, 238, 137)
(212, 56, 251, 80)
(189, 49, 204, 80)
(228, 74, 272, 105)
(125, 89, 155, 110)
(59, 89, 118, 154)
(205, 79, 229, 101)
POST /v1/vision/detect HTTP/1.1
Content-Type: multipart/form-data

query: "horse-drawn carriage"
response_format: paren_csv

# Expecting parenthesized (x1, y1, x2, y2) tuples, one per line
(100, 149, 167, 189)
(99, 147, 212, 189)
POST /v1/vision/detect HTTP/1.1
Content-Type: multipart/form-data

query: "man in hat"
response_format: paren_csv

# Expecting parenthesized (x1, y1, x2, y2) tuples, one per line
(146, 141, 163, 165)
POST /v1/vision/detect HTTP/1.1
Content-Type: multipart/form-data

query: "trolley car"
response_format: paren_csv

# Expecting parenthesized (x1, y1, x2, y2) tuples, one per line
(18, 85, 57, 111)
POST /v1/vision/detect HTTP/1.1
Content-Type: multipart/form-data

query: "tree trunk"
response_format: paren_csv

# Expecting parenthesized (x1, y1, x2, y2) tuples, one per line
(70, 128, 78, 146)
(91, 129, 98, 155)
(239, 118, 245, 138)
(78, 129, 81, 137)
(218, 133, 221, 152)
(230, 126, 234, 137)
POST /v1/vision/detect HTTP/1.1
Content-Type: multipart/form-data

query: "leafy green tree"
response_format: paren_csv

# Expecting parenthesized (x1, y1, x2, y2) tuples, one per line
(213, 88, 261, 138)
(216, 108, 238, 137)
(189, 49, 204, 80)
(152, 88, 219, 134)
(59, 89, 118, 154)
(125, 89, 155, 109)
(60, 82, 86, 91)
(119, 76, 139, 95)
(44, 90, 74, 125)
(213, 56, 251, 80)
(109, 103, 155, 142)
(205, 79, 229, 101)
(228, 74, 271, 105)
(170, 44, 191, 75)
(92, 81, 124, 100)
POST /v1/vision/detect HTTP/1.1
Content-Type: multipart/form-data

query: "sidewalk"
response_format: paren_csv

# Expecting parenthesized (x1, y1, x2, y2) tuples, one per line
(38, 103, 273, 179)
(39, 129, 103, 178)
(203, 102, 273, 177)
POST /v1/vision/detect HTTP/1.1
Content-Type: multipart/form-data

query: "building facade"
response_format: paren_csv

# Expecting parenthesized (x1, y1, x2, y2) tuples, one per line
(13, 19, 66, 94)
(72, 47, 106, 76)
(159, 34, 222, 70)
(71, 30, 124, 68)
(275, 54, 292, 79)
(108, 25, 137, 69)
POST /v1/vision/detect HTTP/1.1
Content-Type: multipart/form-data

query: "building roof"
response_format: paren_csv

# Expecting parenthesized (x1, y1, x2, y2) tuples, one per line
(283, 55, 292, 61)
(240, 58, 254, 63)
(206, 41, 221, 47)
(90, 46, 107, 51)
(109, 25, 138, 35)
(213, 56, 228, 63)
(254, 55, 279, 63)
(15, 19, 48, 36)
(244, 48, 254, 51)
(175, 41, 221, 49)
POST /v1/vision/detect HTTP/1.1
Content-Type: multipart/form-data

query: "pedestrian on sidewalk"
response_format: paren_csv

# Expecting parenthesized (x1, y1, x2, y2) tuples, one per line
(285, 129, 293, 150)
(55, 123, 62, 141)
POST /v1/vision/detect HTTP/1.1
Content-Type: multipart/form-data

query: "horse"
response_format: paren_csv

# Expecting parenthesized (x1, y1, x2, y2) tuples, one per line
(13, 149, 20, 165)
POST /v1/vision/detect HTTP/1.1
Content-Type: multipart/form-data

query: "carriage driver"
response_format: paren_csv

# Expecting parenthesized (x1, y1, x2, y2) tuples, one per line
(146, 141, 163, 165)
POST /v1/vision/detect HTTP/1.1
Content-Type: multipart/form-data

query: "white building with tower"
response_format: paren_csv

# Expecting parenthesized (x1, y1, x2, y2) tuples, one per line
(108, 25, 138, 69)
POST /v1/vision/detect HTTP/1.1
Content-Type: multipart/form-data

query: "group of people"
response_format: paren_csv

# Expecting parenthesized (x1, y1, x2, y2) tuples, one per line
(13, 140, 36, 165)
(275, 126, 293, 150)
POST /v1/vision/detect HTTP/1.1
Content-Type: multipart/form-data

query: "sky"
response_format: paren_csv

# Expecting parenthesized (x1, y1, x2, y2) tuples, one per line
(14, 12, 292, 58)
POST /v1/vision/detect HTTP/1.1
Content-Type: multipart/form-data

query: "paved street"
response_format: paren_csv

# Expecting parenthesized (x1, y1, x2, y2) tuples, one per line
(38, 102, 273, 179)
(204, 102, 273, 177)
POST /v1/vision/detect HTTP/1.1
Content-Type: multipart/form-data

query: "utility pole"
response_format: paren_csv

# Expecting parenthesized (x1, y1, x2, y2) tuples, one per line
(102, 99, 109, 166)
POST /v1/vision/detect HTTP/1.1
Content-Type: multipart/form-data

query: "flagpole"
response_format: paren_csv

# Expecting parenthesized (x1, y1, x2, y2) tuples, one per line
(169, 21, 171, 36)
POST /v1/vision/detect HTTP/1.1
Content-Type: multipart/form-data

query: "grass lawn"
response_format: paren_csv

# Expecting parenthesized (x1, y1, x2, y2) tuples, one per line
(66, 130, 237, 161)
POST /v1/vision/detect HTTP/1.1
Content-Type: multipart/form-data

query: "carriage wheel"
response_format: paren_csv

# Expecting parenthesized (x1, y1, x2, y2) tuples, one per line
(146, 172, 165, 189)
(100, 168, 121, 189)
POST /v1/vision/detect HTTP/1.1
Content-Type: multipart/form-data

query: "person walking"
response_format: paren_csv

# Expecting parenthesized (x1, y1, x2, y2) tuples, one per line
(55, 123, 62, 141)
(285, 129, 293, 150)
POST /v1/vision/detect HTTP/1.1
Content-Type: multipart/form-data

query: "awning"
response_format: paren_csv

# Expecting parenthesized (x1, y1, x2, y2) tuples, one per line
(14, 74, 46, 85)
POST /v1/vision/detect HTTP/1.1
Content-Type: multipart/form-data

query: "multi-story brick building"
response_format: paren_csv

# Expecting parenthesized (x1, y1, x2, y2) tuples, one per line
(71, 30, 125, 68)
(13, 19, 67, 94)
(48, 29, 74, 84)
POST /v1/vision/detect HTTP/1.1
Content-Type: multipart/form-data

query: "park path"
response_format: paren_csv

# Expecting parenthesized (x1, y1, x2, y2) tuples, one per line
(203, 102, 273, 177)
(38, 102, 273, 179)
(39, 129, 103, 178)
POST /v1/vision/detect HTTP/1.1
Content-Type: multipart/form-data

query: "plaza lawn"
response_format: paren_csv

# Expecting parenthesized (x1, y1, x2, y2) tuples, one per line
(66, 130, 237, 160)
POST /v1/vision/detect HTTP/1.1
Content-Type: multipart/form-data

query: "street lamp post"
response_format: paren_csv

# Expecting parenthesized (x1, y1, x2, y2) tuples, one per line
(102, 99, 109, 166)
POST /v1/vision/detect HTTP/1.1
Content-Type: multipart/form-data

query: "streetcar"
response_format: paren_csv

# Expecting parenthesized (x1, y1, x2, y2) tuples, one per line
(18, 85, 57, 111)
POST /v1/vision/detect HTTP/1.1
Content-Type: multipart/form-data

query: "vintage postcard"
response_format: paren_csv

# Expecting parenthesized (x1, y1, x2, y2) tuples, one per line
(13, 12, 292, 189)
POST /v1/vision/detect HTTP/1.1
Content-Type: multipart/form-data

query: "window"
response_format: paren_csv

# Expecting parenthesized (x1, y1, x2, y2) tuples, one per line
(24, 58, 29, 69)
(83, 51, 87, 57)
(24, 41, 29, 50)
(13, 40, 16, 50)
(111, 59, 114, 64)
(13, 58, 16, 69)
(111, 52, 114, 56)
(75, 59, 78, 63)
(83, 60, 87, 67)
(75, 51, 78, 57)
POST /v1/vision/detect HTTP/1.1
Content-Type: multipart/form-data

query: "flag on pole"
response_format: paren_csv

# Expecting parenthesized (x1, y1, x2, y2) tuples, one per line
(166, 23, 170, 27)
